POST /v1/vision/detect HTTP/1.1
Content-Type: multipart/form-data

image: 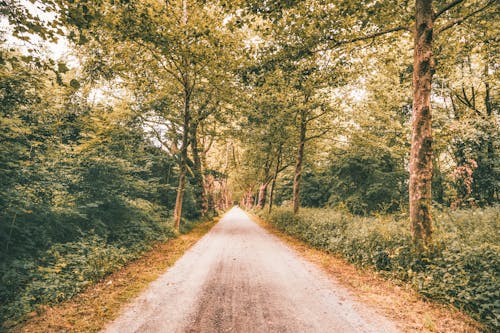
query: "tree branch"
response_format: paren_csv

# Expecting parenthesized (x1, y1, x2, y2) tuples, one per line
(314, 25, 410, 53)
(339, 26, 411, 44)
(306, 107, 331, 122)
(433, 0, 466, 20)
(316, 25, 410, 53)
(135, 40, 185, 86)
(305, 128, 330, 141)
(453, 91, 483, 116)
(436, 0, 495, 34)
(140, 118, 175, 155)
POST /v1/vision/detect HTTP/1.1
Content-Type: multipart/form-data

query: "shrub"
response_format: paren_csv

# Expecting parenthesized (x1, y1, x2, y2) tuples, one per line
(0, 236, 128, 323)
(0, 215, 175, 328)
(263, 206, 499, 331)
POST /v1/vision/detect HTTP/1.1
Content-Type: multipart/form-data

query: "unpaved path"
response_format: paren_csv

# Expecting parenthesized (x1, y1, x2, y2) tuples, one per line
(103, 207, 401, 333)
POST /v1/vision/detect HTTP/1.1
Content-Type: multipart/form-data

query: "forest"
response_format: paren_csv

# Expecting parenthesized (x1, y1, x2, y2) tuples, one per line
(1, 0, 498, 331)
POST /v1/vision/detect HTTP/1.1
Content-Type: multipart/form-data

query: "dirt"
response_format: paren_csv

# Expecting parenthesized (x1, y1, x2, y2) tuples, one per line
(102, 207, 401, 333)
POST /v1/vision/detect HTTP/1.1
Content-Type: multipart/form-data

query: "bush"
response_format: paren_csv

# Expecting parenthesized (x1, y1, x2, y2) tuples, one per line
(0, 214, 175, 328)
(263, 206, 499, 331)
(416, 245, 499, 327)
(8, 236, 129, 318)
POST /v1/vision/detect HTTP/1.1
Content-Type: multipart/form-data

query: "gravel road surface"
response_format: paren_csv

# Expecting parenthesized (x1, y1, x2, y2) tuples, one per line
(103, 207, 400, 333)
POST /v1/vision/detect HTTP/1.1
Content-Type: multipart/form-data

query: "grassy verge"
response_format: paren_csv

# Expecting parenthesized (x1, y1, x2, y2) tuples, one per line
(250, 211, 487, 333)
(6, 219, 217, 333)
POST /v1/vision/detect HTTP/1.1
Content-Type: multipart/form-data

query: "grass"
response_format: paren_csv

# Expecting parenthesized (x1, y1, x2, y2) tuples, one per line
(7, 219, 217, 333)
(249, 211, 485, 333)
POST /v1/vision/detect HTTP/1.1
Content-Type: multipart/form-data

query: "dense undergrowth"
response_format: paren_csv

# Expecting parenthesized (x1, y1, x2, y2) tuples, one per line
(262, 206, 499, 331)
(0, 214, 211, 330)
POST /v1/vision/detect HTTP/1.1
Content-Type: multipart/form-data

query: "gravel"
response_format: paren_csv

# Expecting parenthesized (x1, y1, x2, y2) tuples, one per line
(102, 207, 401, 333)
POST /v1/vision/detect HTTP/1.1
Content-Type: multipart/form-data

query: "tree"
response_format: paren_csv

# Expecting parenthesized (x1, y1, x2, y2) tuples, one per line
(409, 0, 496, 246)
(65, 0, 243, 229)
(236, 64, 294, 210)
(311, 0, 496, 245)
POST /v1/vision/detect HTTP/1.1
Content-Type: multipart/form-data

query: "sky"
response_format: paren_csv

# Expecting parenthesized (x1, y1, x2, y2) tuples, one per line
(1, 0, 73, 62)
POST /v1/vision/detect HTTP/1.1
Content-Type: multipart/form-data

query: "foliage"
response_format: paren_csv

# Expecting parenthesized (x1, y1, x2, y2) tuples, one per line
(2, 236, 128, 319)
(263, 207, 499, 331)
(0, 49, 187, 327)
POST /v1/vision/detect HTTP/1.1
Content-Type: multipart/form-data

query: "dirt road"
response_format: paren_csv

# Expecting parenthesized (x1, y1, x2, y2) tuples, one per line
(103, 207, 400, 333)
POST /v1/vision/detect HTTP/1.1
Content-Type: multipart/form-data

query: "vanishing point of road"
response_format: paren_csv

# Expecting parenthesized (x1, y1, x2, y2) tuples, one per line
(103, 207, 400, 333)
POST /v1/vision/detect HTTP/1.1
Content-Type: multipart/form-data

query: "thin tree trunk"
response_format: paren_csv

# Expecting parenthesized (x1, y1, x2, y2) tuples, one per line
(268, 177, 276, 213)
(433, 157, 444, 204)
(269, 145, 284, 213)
(201, 135, 215, 213)
(293, 110, 307, 214)
(257, 182, 269, 209)
(173, 134, 189, 229)
(174, 92, 191, 230)
(174, 0, 189, 230)
(485, 65, 492, 118)
(484, 61, 495, 202)
(182, 0, 187, 23)
(174, 165, 186, 230)
(409, 0, 434, 246)
(190, 121, 208, 216)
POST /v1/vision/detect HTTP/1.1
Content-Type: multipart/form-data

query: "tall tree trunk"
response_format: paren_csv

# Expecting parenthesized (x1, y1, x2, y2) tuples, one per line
(243, 190, 253, 209)
(174, 0, 189, 230)
(485, 63, 492, 118)
(432, 157, 444, 204)
(269, 177, 276, 213)
(409, 0, 434, 246)
(293, 110, 307, 214)
(174, 93, 191, 230)
(190, 121, 208, 216)
(174, 165, 186, 230)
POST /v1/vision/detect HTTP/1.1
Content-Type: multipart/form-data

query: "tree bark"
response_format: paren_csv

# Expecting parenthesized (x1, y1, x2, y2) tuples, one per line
(484, 61, 495, 202)
(293, 110, 307, 214)
(174, 0, 190, 230)
(200, 131, 216, 214)
(174, 92, 191, 230)
(409, 0, 434, 246)
(484, 64, 492, 118)
(257, 182, 269, 209)
(174, 164, 186, 230)
(190, 121, 208, 216)
(269, 177, 276, 213)
(243, 190, 254, 209)
(268, 147, 282, 214)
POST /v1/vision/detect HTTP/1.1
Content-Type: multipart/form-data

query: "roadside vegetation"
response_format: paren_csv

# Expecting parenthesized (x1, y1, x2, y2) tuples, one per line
(261, 207, 499, 331)
(7, 220, 216, 333)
